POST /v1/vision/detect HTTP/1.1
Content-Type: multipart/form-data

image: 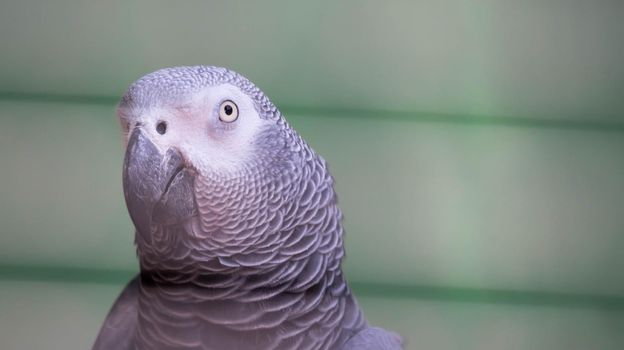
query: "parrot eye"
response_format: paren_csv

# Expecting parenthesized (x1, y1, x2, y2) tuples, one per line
(156, 121, 167, 135)
(218, 100, 239, 123)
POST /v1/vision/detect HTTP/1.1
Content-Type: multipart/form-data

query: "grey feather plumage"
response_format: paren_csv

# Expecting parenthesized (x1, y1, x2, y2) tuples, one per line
(93, 66, 403, 350)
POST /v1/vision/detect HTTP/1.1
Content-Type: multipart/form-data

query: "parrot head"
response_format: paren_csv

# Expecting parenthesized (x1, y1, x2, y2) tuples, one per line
(118, 66, 341, 274)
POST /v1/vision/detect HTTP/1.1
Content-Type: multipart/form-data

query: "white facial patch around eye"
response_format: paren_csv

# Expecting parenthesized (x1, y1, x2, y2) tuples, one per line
(176, 84, 268, 176)
(117, 84, 270, 176)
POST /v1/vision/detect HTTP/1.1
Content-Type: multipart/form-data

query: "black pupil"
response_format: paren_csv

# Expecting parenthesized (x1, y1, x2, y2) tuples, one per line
(156, 121, 167, 135)
(224, 104, 233, 115)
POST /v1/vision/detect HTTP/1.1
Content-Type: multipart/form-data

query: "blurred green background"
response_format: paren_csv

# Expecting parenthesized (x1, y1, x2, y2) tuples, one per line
(1, 1, 623, 349)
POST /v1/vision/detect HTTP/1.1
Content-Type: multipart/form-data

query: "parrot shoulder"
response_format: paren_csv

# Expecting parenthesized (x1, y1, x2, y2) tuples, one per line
(92, 275, 139, 350)
(341, 327, 404, 350)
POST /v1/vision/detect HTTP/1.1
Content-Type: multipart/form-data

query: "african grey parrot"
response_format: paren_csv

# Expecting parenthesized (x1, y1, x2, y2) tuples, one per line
(93, 66, 403, 350)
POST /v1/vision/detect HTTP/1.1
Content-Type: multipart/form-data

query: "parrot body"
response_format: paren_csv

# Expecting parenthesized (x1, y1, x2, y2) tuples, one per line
(93, 66, 403, 350)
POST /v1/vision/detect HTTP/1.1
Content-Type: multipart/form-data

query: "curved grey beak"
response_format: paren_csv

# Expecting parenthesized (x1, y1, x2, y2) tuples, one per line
(122, 128, 196, 241)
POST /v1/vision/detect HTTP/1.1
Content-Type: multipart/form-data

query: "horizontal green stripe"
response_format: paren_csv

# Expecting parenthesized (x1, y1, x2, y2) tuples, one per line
(0, 264, 137, 285)
(1, 264, 623, 310)
(286, 106, 624, 133)
(0, 91, 120, 106)
(350, 281, 624, 311)
(1, 91, 623, 132)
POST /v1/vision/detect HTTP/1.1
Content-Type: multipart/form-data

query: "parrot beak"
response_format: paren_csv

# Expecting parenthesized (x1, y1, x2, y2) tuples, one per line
(122, 128, 196, 242)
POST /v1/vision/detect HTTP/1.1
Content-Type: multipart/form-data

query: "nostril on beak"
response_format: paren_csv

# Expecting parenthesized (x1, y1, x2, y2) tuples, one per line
(156, 121, 167, 135)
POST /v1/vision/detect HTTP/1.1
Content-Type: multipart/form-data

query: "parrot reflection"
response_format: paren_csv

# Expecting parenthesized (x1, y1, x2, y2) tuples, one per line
(93, 66, 402, 350)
